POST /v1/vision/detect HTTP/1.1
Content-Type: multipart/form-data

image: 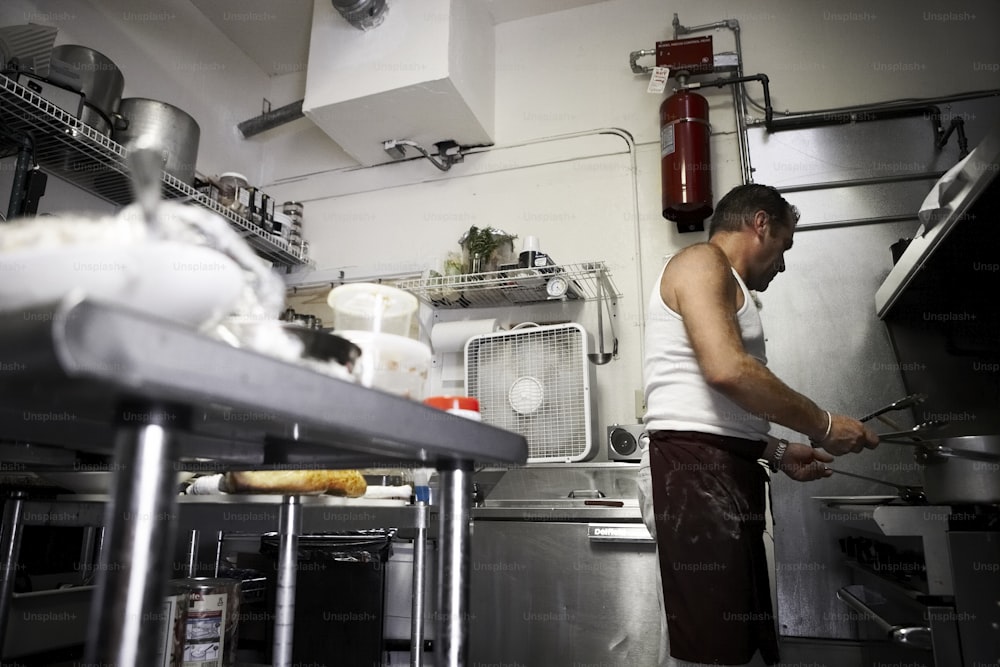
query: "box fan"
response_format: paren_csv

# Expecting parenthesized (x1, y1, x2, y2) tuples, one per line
(465, 323, 595, 463)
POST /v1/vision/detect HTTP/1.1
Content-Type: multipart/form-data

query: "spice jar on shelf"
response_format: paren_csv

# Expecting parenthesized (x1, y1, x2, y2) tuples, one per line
(283, 201, 304, 232)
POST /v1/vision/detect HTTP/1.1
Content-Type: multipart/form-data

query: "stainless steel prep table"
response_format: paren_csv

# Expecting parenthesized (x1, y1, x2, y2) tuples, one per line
(0, 296, 527, 666)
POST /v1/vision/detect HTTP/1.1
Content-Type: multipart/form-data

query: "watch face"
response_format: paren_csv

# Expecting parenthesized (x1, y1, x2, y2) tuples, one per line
(546, 276, 569, 297)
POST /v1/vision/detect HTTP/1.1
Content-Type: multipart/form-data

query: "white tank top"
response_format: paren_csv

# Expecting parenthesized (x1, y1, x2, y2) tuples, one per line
(643, 255, 770, 440)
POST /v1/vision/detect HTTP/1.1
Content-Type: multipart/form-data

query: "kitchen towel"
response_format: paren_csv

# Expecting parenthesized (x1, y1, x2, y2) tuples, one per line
(430, 318, 499, 354)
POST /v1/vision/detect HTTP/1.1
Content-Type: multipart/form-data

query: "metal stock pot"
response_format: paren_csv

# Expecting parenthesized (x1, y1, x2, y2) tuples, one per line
(48, 45, 124, 118)
(113, 98, 201, 184)
(915, 435, 1000, 504)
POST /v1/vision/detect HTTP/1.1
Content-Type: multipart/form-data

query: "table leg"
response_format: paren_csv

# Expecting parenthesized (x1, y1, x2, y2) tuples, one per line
(435, 461, 473, 667)
(79, 525, 98, 585)
(0, 490, 27, 654)
(410, 500, 428, 667)
(83, 410, 180, 666)
(185, 529, 200, 578)
(273, 494, 301, 667)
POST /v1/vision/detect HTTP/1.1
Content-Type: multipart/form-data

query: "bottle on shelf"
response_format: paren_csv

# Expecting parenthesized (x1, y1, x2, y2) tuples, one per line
(518, 235, 552, 269)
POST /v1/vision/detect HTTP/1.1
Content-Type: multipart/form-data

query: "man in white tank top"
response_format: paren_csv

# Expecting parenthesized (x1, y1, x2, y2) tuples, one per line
(637, 184, 879, 667)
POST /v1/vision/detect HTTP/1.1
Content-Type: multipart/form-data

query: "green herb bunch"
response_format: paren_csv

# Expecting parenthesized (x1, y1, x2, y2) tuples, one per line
(460, 226, 517, 271)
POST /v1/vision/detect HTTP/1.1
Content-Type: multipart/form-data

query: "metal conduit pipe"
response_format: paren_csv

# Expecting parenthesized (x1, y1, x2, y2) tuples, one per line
(683, 73, 773, 128)
(629, 49, 656, 74)
(766, 103, 964, 156)
(383, 139, 464, 171)
(776, 171, 947, 195)
(730, 21, 753, 184)
(672, 13, 734, 39)
(767, 103, 943, 133)
(671, 13, 754, 184)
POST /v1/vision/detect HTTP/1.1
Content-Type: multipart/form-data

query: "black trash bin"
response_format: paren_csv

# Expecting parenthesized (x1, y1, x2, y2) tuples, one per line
(260, 529, 397, 666)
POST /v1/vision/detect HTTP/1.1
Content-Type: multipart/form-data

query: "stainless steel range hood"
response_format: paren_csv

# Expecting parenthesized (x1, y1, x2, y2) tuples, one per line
(875, 121, 1000, 319)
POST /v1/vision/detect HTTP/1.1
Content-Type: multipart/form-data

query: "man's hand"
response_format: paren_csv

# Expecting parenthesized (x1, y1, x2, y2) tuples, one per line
(779, 442, 834, 482)
(818, 414, 880, 456)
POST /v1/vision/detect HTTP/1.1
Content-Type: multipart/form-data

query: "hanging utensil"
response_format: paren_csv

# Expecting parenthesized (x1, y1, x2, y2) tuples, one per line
(125, 140, 165, 238)
(603, 271, 619, 361)
(827, 468, 926, 504)
(588, 269, 612, 365)
(858, 393, 927, 423)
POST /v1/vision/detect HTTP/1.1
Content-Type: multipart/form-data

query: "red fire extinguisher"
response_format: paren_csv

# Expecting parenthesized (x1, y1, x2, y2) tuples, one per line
(660, 89, 712, 232)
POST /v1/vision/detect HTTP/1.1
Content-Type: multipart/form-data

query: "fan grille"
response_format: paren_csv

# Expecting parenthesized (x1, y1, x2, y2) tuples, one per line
(466, 324, 592, 462)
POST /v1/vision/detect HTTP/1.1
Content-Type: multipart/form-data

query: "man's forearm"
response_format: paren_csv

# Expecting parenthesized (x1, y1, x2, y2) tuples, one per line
(711, 355, 829, 442)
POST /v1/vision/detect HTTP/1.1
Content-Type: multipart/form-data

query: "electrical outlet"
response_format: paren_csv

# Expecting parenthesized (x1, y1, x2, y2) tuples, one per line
(634, 389, 646, 422)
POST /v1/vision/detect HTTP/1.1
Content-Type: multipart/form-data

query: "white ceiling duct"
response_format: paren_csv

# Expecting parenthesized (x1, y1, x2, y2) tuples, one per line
(331, 0, 389, 31)
(303, 0, 495, 167)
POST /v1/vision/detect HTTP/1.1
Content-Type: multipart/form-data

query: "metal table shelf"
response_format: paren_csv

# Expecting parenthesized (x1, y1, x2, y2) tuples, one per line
(0, 73, 305, 267)
(0, 297, 527, 666)
(396, 261, 620, 309)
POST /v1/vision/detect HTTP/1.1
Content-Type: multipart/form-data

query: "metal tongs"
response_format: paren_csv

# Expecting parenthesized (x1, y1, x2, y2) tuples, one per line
(827, 469, 926, 504)
(858, 393, 927, 423)
(874, 420, 950, 443)
(858, 393, 949, 443)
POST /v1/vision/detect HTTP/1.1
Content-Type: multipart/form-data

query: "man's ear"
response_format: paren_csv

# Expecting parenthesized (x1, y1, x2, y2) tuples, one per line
(751, 210, 769, 238)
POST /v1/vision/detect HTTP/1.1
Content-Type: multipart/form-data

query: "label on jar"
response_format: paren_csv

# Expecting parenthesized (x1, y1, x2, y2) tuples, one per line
(236, 187, 252, 208)
(183, 592, 227, 667)
(154, 592, 187, 667)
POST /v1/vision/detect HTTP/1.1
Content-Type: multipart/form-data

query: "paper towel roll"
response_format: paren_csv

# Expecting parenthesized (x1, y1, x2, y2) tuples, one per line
(431, 319, 499, 353)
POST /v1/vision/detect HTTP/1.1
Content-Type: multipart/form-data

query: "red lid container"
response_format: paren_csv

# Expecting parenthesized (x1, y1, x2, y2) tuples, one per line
(423, 395, 480, 413)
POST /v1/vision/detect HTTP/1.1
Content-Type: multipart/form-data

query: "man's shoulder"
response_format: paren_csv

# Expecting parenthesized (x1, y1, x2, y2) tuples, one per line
(669, 242, 729, 272)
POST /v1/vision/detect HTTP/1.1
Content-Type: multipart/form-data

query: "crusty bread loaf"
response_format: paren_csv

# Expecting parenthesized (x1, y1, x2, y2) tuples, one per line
(224, 470, 367, 497)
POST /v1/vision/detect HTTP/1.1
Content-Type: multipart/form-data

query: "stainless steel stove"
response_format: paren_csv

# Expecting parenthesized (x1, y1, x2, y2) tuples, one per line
(818, 497, 999, 667)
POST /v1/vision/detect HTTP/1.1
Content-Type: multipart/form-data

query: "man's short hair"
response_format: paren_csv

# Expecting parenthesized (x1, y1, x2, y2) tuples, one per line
(708, 184, 800, 237)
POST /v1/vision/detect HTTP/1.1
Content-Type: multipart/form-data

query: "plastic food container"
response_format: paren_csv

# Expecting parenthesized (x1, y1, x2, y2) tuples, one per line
(327, 283, 418, 337)
(336, 330, 431, 400)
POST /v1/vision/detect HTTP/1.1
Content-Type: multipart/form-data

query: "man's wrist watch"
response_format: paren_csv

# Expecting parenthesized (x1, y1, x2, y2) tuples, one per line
(769, 439, 789, 473)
